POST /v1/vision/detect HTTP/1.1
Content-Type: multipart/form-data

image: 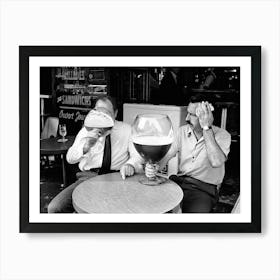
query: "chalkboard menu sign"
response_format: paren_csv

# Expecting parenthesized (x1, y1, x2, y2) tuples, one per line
(54, 67, 108, 135)
(56, 93, 93, 134)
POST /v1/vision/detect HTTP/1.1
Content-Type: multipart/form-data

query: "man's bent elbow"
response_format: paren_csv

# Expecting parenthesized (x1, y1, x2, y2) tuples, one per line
(210, 157, 227, 168)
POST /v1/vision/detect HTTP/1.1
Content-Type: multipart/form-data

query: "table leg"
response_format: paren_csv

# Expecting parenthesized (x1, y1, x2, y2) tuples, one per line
(61, 154, 67, 188)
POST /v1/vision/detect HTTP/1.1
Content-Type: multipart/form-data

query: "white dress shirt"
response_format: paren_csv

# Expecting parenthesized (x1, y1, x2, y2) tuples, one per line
(163, 124, 231, 185)
(66, 121, 143, 172)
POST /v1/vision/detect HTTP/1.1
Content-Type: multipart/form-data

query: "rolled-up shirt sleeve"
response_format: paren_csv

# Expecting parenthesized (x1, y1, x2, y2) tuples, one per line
(66, 127, 87, 164)
(215, 129, 231, 158)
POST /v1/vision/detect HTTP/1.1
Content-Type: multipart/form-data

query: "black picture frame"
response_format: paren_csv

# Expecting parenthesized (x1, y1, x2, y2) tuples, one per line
(20, 46, 261, 233)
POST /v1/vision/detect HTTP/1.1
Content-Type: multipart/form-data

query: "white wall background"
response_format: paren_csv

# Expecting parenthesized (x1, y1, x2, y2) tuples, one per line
(0, 0, 279, 279)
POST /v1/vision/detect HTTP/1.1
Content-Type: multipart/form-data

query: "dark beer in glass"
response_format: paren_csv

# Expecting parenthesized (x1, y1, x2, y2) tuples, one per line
(132, 114, 173, 185)
(133, 136, 172, 162)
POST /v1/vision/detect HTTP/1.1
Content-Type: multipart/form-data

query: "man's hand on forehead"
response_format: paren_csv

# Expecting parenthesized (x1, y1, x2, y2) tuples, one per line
(195, 101, 214, 128)
(195, 101, 214, 117)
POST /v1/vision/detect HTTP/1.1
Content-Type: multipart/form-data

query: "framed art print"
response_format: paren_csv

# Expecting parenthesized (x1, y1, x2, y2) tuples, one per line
(19, 46, 261, 233)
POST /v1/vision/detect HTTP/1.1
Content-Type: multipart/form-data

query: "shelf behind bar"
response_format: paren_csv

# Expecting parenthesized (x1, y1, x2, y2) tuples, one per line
(191, 88, 239, 94)
(40, 94, 52, 99)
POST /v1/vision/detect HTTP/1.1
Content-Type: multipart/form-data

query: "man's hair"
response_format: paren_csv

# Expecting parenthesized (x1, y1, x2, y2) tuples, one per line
(94, 96, 118, 112)
(189, 93, 212, 104)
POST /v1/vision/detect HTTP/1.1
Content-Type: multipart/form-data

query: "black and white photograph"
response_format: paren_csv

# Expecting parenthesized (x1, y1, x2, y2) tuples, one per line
(40, 66, 240, 214)
(20, 46, 260, 233)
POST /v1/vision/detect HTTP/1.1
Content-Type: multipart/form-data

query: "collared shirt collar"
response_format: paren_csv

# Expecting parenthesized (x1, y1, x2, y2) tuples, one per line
(185, 124, 204, 144)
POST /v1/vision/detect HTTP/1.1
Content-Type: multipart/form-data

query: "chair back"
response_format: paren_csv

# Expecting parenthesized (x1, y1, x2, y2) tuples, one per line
(41, 117, 59, 139)
(231, 195, 240, 213)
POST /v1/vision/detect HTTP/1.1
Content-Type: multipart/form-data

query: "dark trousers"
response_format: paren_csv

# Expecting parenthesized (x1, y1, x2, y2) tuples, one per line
(169, 175, 219, 213)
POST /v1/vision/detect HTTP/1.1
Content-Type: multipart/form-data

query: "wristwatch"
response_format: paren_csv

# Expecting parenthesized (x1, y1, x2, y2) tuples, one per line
(202, 125, 212, 131)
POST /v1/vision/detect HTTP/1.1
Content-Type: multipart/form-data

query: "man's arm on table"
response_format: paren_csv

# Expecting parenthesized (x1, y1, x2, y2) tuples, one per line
(120, 136, 145, 179)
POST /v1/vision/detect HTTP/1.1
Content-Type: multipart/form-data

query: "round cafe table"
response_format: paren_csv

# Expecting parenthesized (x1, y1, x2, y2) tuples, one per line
(72, 172, 184, 213)
(40, 136, 75, 187)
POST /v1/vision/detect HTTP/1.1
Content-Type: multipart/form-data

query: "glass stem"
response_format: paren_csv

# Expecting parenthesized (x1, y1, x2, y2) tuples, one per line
(146, 161, 157, 180)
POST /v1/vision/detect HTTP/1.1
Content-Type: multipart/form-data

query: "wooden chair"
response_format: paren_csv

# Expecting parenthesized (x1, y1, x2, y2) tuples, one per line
(231, 195, 240, 213)
(41, 117, 59, 139)
(41, 117, 59, 167)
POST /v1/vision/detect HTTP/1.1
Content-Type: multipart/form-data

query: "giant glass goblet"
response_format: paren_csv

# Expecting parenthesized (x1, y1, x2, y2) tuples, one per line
(132, 114, 173, 185)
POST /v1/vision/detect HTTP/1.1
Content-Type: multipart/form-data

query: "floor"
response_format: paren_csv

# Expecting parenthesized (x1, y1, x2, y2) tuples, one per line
(40, 164, 64, 213)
